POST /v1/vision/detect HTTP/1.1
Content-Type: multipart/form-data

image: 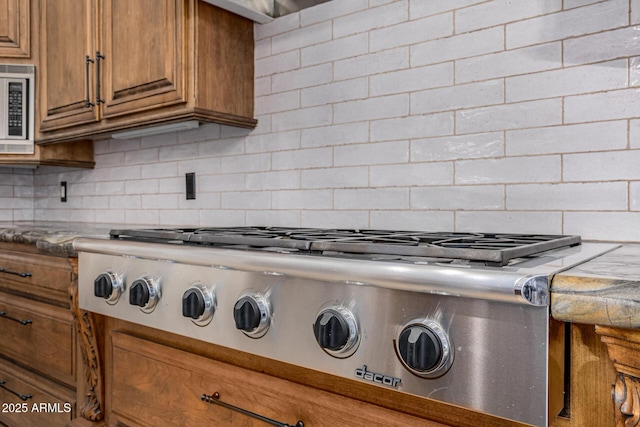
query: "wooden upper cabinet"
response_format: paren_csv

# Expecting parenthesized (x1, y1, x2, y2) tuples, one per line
(0, 0, 30, 57)
(39, 0, 98, 132)
(37, 0, 256, 144)
(101, 0, 186, 118)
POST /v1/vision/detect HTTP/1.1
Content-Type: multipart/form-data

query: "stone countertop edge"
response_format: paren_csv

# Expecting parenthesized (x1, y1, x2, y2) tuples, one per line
(0, 221, 113, 258)
(551, 244, 640, 329)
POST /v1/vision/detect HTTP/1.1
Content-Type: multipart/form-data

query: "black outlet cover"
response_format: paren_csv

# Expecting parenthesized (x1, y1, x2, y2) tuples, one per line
(185, 173, 196, 200)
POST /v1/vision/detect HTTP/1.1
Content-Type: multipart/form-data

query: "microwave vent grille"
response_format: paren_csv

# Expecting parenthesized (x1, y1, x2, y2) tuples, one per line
(0, 64, 34, 76)
(0, 143, 34, 154)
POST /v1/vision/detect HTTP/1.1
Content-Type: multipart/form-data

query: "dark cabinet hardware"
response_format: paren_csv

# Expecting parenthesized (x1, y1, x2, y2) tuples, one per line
(0, 267, 32, 278)
(201, 392, 304, 427)
(0, 380, 33, 401)
(0, 310, 32, 326)
(96, 51, 105, 105)
(85, 55, 95, 108)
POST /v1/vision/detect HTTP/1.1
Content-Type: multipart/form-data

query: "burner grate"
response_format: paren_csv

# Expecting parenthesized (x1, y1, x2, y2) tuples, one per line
(109, 227, 581, 266)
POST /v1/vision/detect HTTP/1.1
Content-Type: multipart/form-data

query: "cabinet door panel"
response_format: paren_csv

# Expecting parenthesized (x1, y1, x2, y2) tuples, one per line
(100, 0, 186, 118)
(0, 0, 29, 57)
(39, 0, 99, 131)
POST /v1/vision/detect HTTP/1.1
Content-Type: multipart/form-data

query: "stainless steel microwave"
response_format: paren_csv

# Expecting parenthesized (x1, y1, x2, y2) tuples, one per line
(0, 64, 35, 154)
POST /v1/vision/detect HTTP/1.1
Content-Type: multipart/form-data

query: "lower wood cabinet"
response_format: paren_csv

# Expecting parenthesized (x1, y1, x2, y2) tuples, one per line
(0, 242, 77, 427)
(107, 331, 445, 427)
(0, 357, 75, 427)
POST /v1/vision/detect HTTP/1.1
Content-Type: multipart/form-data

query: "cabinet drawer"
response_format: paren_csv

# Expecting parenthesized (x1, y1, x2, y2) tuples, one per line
(109, 332, 444, 427)
(0, 249, 72, 303)
(0, 292, 74, 387)
(0, 358, 75, 427)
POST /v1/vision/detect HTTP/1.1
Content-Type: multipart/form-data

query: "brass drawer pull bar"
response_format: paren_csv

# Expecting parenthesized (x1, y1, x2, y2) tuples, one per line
(0, 311, 32, 326)
(0, 267, 32, 278)
(0, 380, 33, 401)
(201, 392, 304, 427)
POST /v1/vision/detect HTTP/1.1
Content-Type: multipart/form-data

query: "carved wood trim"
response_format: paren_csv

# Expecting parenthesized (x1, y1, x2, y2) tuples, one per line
(596, 326, 640, 427)
(68, 258, 104, 423)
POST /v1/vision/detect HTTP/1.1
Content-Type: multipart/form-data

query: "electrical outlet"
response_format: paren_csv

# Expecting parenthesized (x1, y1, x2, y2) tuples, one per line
(60, 182, 67, 202)
(185, 173, 196, 200)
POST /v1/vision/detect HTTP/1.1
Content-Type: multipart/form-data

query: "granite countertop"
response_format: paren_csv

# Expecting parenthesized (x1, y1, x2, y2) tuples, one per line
(0, 221, 112, 257)
(551, 244, 640, 329)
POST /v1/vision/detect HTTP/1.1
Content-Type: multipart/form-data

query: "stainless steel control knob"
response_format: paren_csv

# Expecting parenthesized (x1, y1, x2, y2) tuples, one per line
(313, 306, 359, 358)
(93, 271, 124, 305)
(233, 293, 270, 338)
(182, 284, 215, 326)
(129, 276, 160, 313)
(396, 320, 453, 378)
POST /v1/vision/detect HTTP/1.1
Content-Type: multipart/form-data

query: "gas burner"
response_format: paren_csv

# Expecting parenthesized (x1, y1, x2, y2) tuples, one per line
(110, 227, 581, 266)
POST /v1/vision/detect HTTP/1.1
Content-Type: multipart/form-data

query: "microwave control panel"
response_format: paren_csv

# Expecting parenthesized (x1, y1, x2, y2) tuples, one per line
(8, 81, 24, 137)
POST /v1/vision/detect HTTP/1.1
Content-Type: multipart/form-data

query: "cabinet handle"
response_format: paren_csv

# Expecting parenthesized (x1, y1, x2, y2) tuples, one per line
(201, 392, 304, 427)
(96, 51, 106, 105)
(0, 267, 32, 278)
(0, 311, 32, 326)
(85, 55, 95, 108)
(0, 380, 33, 401)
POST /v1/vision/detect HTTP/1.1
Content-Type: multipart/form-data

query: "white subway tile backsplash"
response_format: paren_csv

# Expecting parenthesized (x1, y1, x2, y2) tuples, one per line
(564, 150, 640, 181)
(334, 95, 409, 124)
(301, 33, 369, 67)
(272, 147, 333, 170)
(370, 63, 453, 97)
(160, 210, 200, 226)
(565, 89, 640, 123)
(254, 13, 299, 40)
(199, 210, 246, 226)
(334, 141, 409, 166)
(370, 210, 454, 230)
(333, 1, 408, 38)
(456, 211, 562, 234)
(370, 162, 454, 187)
(301, 210, 369, 228)
(564, 212, 640, 241)
(409, 0, 489, 20)
(370, 13, 453, 53)
(412, 132, 504, 161)
(456, 155, 561, 184)
(271, 64, 332, 93)
(411, 79, 503, 114)
(507, 122, 628, 156)
(221, 153, 271, 174)
(301, 167, 369, 189)
(246, 210, 301, 226)
(254, 38, 271, 60)
(370, 112, 454, 142)
(507, 182, 627, 210)
(110, 195, 141, 210)
(412, 185, 504, 210)
(124, 148, 159, 165)
(221, 191, 271, 209)
(177, 158, 222, 176)
(255, 91, 300, 115)
(631, 120, 640, 148)
(456, 99, 562, 134)
(455, 0, 561, 34)
(125, 210, 159, 224)
(301, 78, 369, 107)
(200, 174, 245, 192)
(633, 0, 640, 25)
(199, 137, 246, 158)
(272, 22, 332, 54)
(335, 188, 409, 209)
(334, 48, 409, 81)
(506, 60, 628, 102)
(631, 182, 640, 210)
(141, 162, 179, 179)
(178, 193, 221, 210)
(125, 179, 159, 195)
(255, 50, 300, 78)
(272, 189, 332, 209)
(246, 170, 300, 190)
(456, 43, 562, 84)
(272, 105, 332, 131)
(411, 27, 504, 66)
(301, 123, 370, 148)
(246, 130, 301, 154)
(141, 194, 179, 210)
(564, 26, 640, 66)
(507, 0, 628, 49)
(300, 0, 368, 26)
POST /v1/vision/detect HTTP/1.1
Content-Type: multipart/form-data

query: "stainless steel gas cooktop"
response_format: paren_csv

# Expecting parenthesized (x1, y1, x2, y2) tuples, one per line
(109, 227, 582, 266)
(76, 227, 619, 427)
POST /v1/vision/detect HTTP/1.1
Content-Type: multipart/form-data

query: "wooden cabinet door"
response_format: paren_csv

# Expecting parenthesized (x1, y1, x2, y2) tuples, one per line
(0, 0, 30, 58)
(99, 0, 186, 119)
(39, 0, 99, 132)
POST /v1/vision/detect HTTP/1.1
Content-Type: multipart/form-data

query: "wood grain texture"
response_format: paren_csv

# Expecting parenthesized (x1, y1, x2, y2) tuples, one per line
(597, 326, 640, 427)
(0, 0, 30, 57)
